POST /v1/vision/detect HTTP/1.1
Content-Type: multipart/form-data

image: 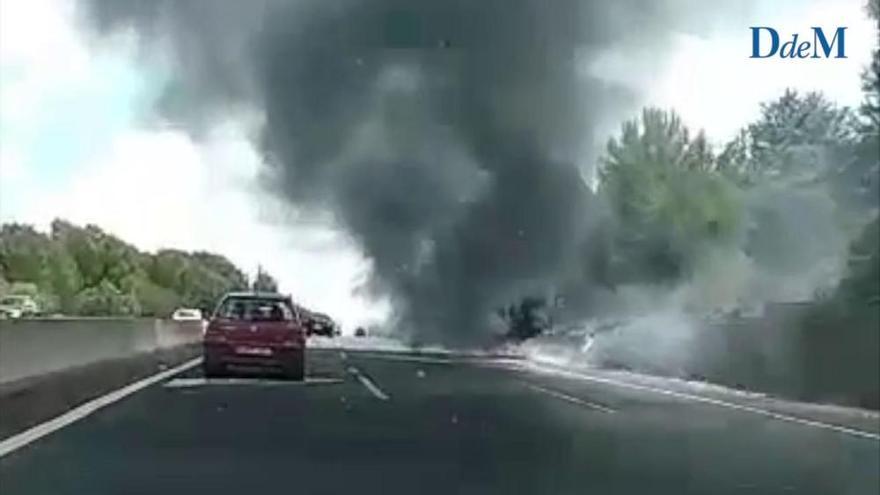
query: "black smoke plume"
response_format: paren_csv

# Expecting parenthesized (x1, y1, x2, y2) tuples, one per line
(82, 0, 746, 345)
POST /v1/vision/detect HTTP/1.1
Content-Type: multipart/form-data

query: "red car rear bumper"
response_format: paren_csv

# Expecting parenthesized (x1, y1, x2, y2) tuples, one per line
(203, 342, 304, 370)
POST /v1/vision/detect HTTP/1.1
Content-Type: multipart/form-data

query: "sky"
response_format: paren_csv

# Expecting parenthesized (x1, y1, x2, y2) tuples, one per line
(0, 0, 876, 329)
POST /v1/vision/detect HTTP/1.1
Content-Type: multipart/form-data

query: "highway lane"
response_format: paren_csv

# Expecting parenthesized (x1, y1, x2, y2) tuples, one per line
(0, 349, 877, 494)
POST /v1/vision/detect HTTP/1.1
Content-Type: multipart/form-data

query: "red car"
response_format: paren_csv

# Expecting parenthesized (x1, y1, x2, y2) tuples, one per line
(202, 292, 307, 380)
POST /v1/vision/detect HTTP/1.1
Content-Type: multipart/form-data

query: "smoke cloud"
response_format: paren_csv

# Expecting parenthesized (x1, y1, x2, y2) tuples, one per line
(81, 0, 756, 345)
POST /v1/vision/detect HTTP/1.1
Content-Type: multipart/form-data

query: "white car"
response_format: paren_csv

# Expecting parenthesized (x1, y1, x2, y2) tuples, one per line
(0, 306, 22, 319)
(171, 308, 203, 321)
(0, 295, 39, 318)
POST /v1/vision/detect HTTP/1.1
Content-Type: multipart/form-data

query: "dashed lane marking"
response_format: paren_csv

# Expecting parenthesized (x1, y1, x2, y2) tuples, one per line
(523, 382, 616, 414)
(353, 353, 453, 365)
(347, 366, 390, 401)
(163, 377, 344, 388)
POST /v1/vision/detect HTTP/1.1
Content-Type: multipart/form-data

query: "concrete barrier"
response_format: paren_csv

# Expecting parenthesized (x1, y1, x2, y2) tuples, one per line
(0, 319, 203, 385)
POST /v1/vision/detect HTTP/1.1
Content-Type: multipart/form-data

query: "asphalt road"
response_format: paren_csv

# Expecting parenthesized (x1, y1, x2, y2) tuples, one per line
(0, 349, 878, 494)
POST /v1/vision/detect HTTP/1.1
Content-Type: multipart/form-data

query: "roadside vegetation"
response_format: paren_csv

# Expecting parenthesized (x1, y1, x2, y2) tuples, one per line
(0, 220, 278, 317)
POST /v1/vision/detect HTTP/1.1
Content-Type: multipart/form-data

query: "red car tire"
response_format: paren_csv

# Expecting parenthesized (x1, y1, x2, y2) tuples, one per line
(203, 353, 226, 378)
(282, 349, 305, 381)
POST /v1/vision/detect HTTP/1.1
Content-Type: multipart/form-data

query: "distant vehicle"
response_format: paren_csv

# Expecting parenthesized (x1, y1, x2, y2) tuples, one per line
(0, 308, 19, 319)
(171, 308, 203, 321)
(202, 292, 307, 380)
(293, 304, 339, 337)
(354, 327, 367, 337)
(306, 312, 338, 337)
(0, 295, 39, 319)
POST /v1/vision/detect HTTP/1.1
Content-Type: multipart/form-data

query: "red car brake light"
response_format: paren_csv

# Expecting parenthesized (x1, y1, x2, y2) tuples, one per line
(204, 333, 226, 344)
(203, 321, 227, 343)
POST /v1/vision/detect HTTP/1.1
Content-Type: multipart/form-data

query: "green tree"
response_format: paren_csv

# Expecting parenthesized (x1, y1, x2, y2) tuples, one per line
(850, 0, 880, 211)
(599, 108, 741, 284)
(126, 272, 180, 317)
(179, 263, 233, 309)
(97, 234, 143, 291)
(148, 249, 189, 290)
(73, 279, 140, 316)
(45, 243, 82, 313)
(0, 224, 52, 286)
(252, 266, 278, 293)
(191, 252, 248, 289)
(149, 249, 249, 310)
(861, 0, 880, 134)
(52, 221, 105, 289)
(717, 90, 859, 185)
(51, 221, 148, 312)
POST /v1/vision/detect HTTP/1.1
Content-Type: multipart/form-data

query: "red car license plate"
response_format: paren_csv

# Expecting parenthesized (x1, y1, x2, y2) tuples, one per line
(235, 346, 272, 356)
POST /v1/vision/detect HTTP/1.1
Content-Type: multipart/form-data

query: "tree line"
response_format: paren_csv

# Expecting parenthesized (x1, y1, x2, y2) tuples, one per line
(0, 220, 278, 317)
(505, 83, 878, 339)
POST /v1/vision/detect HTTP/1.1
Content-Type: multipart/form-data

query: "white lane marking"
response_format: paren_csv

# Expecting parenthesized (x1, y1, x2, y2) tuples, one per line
(347, 366, 390, 401)
(340, 351, 348, 361)
(355, 352, 524, 367)
(0, 357, 202, 458)
(524, 382, 615, 414)
(164, 377, 343, 388)
(356, 353, 453, 365)
(525, 363, 880, 442)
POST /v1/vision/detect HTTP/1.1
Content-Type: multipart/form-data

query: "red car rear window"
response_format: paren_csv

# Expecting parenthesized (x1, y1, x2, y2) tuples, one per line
(215, 297, 294, 322)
